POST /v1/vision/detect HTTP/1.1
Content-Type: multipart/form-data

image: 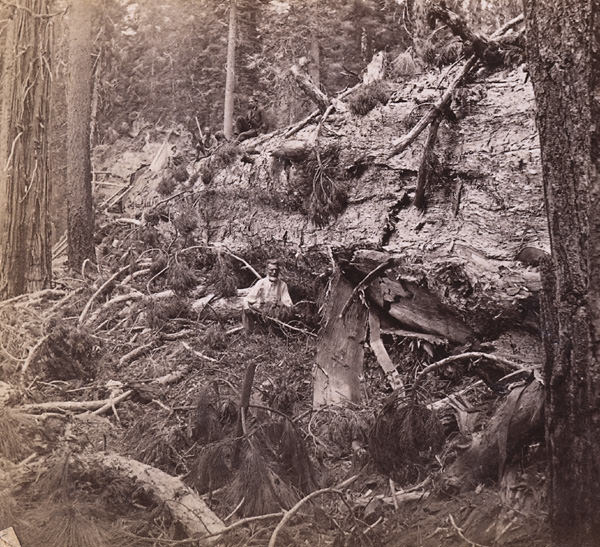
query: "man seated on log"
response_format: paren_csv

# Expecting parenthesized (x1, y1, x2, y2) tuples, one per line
(242, 259, 293, 333)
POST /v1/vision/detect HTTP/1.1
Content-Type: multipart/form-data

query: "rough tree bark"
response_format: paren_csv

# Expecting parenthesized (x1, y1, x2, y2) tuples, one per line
(66, 0, 95, 270)
(525, 1, 600, 545)
(0, 0, 52, 299)
(223, 0, 237, 139)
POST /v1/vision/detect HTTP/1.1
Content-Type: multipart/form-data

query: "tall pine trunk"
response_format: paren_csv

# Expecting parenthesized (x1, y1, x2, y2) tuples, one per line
(66, 0, 94, 270)
(525, 1, 600, 545)
(0, 0, 52, 299)
(223, 0, 237, 139)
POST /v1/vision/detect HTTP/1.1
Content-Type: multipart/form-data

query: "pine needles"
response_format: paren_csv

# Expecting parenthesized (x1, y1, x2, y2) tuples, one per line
(0, 408, 36, 462)
(298, 144, 347, 227)
(369, 390, 445, 484)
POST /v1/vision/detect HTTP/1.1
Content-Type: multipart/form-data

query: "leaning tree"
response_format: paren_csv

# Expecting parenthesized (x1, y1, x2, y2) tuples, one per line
(0, 1, 53, 299)
(525, 1, 600, 545)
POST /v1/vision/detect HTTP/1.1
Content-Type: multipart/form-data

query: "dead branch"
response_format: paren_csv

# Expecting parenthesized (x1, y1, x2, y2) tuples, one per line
(78, 264, 132, 325)
(181, 342, 219, 363)
(92, 389, 134, 416)
(268, 474, 359, 547)
(388, 14, 523, 159)
(284, 82, 361, 138)
(339, 258, 394, 319)
(200, 512, 285, 540)
(414, 116, 441, 210)
(388, 56, 477, 158)
(77, 452, 224, 539)
(368, 313, 405, 394)
(381, 327, 446, 345)
(119, 343, 152, 368)
(20, 398, 117, 413)
(20, 334, 50, 376)
(448, 513, 489, 547)
(290, 65, 330, 112)
(413, 351, 527, 391)
(87, 291, 144, 325)
(430, 3, 502, 66)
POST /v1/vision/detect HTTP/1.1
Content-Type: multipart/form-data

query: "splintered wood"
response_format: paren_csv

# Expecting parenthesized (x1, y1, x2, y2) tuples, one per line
(313, 273, 368, 408)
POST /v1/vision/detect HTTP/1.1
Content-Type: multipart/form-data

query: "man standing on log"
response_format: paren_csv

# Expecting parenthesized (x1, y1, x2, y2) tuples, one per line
(242, 259, 293, 333)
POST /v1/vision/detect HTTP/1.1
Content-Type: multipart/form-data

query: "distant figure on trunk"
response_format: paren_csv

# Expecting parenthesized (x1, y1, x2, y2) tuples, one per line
(242, 259, 293, 333)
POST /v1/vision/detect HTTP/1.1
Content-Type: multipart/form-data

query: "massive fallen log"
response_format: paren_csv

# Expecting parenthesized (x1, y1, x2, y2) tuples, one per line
(77, 452, 224, 540)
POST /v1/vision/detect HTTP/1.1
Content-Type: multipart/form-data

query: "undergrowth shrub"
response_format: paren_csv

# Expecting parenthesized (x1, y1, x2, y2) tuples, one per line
(389, 49, 419, 80)
(173, 206, 198, 239)
(420, 37, 463, 67)
(147, 296, 192, 330)
(207, 253, 238, 296)
(348, 81, 390, 116)
(171, 164, 188, 183)
(200, 325, 227, 351)
(38, 322, 98, 380)
(156, 175, 176, 196)
(168, 261, 198, 294)
(0, 408, 37, 462)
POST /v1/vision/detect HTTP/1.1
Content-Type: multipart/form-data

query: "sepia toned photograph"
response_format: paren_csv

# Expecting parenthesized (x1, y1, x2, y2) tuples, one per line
(0, 1, 596, 545)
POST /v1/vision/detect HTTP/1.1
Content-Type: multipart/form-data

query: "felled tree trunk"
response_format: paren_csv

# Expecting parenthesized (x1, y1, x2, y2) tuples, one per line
(313, 272, 368, 408)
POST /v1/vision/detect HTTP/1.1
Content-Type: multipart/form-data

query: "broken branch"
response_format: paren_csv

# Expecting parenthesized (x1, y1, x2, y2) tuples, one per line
(268, 474, 359, 547)
(413, 351, 527, 391)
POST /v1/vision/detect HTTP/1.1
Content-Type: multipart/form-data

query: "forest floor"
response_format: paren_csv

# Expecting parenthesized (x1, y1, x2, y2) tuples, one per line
(0, 229, 550, 546)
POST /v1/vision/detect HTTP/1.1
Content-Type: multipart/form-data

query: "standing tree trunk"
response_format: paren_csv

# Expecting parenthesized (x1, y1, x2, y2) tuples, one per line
(0, 0, 52, 299)
(525, 1, 600, 545)
(223, 0, 237, 140)
(66, 0, 94, 270)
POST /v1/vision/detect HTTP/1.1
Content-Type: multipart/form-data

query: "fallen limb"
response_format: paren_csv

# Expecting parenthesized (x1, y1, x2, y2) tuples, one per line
(119, 343, 152, 368)
(387, 14, 523, 159)
(284, 83, 361, 138)
(200, 512, 284, 540)
(414, 116, 441, 210)
(21, 334, 50, 375)
(413, 351, 528, 392)
(430, 3, 502, 66)
(87, 291, 144, 325)
(181, 342, 219, 363)
(388, 56, 477, 158)
(290, 65, 330, 112)
(268, 474, 359, 547)
(78, 452, 224, 540)
(0, 288, 67, 308)
(92, 389, 134, 416)
(368, 313, 405, 394)
(78, 264, 132, 325)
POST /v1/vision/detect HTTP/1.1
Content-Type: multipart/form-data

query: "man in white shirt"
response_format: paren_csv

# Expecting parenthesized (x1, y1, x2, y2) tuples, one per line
(242, 259, 293, 333)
